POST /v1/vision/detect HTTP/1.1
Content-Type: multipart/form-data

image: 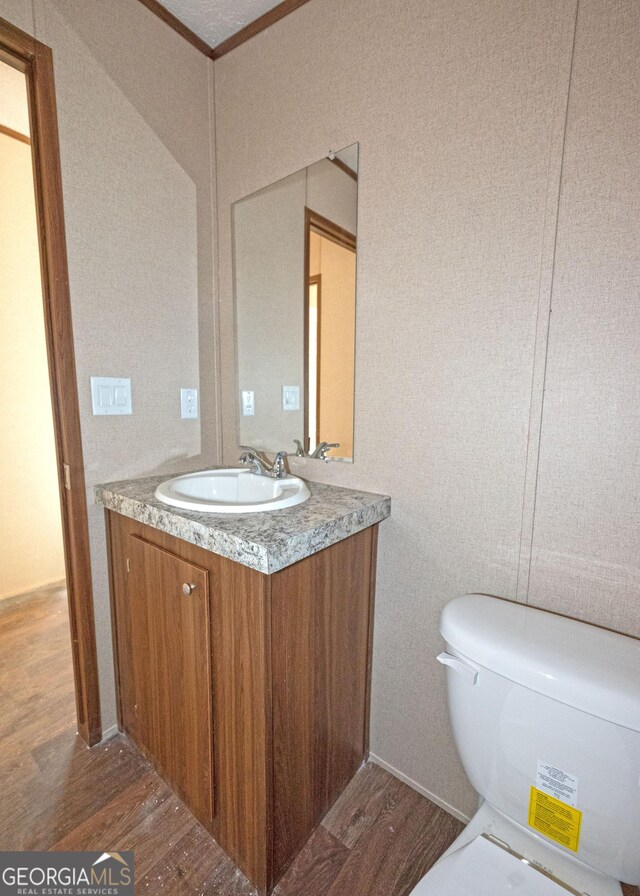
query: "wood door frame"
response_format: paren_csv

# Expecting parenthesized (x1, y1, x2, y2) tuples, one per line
(303, 208, 356, 452)
(0, 16, 101, 745)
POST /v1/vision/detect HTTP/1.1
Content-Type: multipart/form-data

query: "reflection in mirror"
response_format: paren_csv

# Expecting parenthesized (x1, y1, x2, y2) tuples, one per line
(233, 144, 358, 461)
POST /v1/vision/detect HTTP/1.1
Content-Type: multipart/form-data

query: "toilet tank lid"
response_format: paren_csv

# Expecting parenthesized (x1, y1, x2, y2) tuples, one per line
(440, 594, 640, 733)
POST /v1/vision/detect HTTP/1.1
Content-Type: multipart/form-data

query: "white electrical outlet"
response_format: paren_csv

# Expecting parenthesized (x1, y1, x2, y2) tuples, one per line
(180, 388, 198, 419)
(282, 385, 300, 411)
(242, 390, 255, 416)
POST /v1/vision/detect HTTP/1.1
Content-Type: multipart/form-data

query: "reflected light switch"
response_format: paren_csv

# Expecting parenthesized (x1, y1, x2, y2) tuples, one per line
(282, 385, 300, 411)
(242, 390, 255, 416)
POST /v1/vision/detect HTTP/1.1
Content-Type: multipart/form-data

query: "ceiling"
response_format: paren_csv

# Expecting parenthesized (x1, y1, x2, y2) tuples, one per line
(159, 0, 285, 48)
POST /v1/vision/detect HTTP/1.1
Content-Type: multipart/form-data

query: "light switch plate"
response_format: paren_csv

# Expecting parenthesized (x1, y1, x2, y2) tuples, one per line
(180, 388, 198, 419)
(91, 377, 132, 415)
(282, 385, 300, 411)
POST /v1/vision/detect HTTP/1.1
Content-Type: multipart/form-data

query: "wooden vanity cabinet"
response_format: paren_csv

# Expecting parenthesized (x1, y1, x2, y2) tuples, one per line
(106, 510, 378, 894)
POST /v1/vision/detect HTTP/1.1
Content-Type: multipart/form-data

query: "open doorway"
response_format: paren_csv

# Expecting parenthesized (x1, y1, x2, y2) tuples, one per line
(0, 18, 100, 745)
(304, 208, 356, 460)
(0, 58, 74, 739)
(0, 61, 66, 602)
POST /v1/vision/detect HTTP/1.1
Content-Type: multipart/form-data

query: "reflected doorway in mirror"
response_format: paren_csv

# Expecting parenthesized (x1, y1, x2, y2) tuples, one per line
(304, 209, 356, 459)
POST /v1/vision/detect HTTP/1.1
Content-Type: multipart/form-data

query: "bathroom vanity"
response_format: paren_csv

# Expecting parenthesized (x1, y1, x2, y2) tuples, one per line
(97, 473, 389, 894)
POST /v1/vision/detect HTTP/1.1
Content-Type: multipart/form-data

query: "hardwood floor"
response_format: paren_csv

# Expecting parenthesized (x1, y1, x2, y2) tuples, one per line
(1, 585, 637, 895)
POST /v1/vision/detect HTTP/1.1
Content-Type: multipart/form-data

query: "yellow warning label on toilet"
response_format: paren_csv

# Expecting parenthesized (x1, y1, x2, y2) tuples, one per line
(528, 786, 582, 852)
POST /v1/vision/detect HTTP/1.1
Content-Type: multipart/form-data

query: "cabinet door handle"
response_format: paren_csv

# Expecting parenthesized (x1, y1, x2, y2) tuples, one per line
(182, 582, 196, 596)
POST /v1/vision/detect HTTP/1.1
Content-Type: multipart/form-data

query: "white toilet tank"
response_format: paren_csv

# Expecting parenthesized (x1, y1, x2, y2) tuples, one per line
(439, 595, 640, 885)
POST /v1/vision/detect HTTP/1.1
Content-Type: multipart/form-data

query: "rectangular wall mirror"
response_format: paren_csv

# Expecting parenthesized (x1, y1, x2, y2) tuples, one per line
(233, 143, 358, 462)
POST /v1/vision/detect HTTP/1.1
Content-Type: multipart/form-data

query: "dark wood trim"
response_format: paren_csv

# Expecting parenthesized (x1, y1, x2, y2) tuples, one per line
(0, 15, 101, 746)
(330, 156, 358, 182)
(306, 206, 356, 253)
(134, 0, 313, 61)
(211, 0, 313, 59)
(0, 122, 30, 144)
(0, 16, 34, 61)
(135, 0, 212, 57)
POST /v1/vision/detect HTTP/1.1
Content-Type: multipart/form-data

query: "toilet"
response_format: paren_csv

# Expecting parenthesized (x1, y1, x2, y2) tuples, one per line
(410, 594, 640, 896)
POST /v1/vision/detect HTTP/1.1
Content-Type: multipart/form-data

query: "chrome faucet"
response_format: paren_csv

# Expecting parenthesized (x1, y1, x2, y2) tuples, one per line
(239, 446, 289, 479)
(309, 441, 340, 461)
(271, 451, 288, 478)
(293, 439, 340, 461)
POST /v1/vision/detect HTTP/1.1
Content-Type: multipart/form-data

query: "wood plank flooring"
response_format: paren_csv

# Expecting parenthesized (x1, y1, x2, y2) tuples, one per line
(1, 584, 637, 895)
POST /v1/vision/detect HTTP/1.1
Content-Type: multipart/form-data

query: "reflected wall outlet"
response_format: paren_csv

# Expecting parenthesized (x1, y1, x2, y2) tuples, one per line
(180, 388, 198, 419)
(242, 390, 255, 416)
(282, 385, 300, 411)
(91, 376, 132, 415)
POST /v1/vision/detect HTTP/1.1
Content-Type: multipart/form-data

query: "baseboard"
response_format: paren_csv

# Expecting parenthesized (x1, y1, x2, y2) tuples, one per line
(0, 578, 66, 602)
(368, 752, 471, 825)
(99, 724, 119, 743)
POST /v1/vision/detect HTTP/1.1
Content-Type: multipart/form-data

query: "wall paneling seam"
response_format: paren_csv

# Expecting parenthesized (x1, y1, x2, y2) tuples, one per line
(208, 59, 224, 464)
(207, 57, 223, 465)
(514, 0, 581, 603)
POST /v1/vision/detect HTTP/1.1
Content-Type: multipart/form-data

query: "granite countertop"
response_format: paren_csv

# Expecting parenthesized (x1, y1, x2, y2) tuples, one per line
(95, 471, 390, 575)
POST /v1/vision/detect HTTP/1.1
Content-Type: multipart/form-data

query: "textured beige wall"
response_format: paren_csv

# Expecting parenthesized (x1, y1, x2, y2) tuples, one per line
(527, 0, 640, 635)
(3, 0, 218, 729)
(0, 133, 65, 599)
(215, 0, 578, 817)
(0, 0, 32, 35)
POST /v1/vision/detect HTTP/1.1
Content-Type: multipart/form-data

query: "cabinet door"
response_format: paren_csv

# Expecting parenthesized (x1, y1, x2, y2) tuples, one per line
(127, 534, 214, 822)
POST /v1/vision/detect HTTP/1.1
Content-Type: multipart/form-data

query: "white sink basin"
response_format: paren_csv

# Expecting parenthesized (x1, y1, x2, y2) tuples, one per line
(154, 468, 310, 514)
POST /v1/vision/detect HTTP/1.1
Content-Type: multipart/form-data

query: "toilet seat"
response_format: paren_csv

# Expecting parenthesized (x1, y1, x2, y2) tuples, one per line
(410, 835, 580, 896)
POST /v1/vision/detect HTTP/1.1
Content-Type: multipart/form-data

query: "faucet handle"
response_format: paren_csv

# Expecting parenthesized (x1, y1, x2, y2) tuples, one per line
(293, 439, 306, 457)
(240, 450, 269, 476)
